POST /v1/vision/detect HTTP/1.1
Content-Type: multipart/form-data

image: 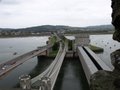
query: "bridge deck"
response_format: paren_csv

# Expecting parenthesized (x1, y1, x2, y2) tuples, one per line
(0, 45, 52, 77)
(77, 47, 98, 84)
(84, 46, 112, 71)
(31, 42, 67, 90)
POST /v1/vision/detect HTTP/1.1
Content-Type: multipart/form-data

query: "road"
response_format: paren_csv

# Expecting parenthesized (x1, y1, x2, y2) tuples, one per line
(0, 44, 52, 77)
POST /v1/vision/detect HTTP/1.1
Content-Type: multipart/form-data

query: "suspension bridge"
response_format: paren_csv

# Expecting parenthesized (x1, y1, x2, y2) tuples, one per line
(0, 34, 112, 90)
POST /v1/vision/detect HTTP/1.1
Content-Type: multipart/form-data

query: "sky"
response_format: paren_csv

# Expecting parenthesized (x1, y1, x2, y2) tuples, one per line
(0, 0, 112, 28)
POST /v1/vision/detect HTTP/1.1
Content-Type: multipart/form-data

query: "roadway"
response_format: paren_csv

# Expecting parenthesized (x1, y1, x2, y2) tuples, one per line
(0, 44, 53, 77)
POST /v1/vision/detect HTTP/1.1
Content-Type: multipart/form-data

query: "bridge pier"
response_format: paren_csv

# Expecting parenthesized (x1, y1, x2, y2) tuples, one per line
(75, 34, 90, 47)
(37, 48, 52, 57)
(65, 51, 78, 58)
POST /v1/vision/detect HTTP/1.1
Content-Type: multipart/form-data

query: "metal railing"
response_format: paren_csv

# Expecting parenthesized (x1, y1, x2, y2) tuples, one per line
(31, 42, 67, 90)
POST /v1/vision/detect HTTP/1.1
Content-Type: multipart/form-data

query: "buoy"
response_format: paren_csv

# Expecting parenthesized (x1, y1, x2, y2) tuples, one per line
(13, 52, 17, 55)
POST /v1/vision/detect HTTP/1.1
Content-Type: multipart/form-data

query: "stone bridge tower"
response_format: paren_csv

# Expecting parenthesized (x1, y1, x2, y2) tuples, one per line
(75, 34, 90, 47)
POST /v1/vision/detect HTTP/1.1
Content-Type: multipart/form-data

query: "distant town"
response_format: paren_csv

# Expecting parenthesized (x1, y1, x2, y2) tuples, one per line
(0, 25, 114, 37)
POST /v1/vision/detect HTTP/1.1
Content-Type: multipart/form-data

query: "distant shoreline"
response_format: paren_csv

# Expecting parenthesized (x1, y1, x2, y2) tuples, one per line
(0, 30, 114, 38)
(0, 35, 50, 38)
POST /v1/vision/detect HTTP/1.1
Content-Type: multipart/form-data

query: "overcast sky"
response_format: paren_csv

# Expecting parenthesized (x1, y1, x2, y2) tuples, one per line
(0, 0, 112, 28)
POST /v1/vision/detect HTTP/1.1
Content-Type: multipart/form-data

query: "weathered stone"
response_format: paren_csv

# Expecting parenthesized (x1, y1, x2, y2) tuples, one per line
(113, 30, 120, 42)
(90, 1, 120, 89)
(90, 70, 114, 90)
(90, 70, 120, 90)
(111, 0, 120, 42)
(114, 78, 120, 88)
(90, 49, 120, 90)
(111, 49, 120, 70)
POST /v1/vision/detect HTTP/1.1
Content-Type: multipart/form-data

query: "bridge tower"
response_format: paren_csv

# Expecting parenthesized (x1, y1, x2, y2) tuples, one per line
(75, 34, 90, 47)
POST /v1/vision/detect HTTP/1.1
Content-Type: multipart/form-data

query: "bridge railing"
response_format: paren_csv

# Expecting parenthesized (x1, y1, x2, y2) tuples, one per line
(0, 45, 49, 68)
(31, 42, 62, 82)
(77, 47, 98, 84)
(77, 46, 112, 84)
(83, 46, 112, 71)
(31, 42, 67, 90)
(49, 45, 66, 90)
(0, 43, 55, 78)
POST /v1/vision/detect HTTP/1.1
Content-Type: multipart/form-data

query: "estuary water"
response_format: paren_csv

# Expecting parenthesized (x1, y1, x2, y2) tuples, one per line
(66, 35, 120, 70)
(0, 34, 119, 88)
(0, 36, 48, 63)
(90, 34, 120, 70)
(0, 36, 49, 87)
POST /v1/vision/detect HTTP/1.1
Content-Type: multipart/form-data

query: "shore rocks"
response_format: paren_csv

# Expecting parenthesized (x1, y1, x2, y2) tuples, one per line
(111, 0, 120, 42)
(111, 49, 120, 70)
(90, 49, 120, 90)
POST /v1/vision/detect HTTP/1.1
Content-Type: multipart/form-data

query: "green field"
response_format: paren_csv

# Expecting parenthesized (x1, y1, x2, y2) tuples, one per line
(88, 45, 104, 53)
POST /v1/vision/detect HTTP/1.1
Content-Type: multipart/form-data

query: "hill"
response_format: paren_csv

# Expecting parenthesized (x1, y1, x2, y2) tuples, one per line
(85, 25, 114, 31)
(0, 24, 114, 32)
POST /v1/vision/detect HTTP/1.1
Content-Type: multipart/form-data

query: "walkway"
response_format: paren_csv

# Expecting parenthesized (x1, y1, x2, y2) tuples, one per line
(31, 42, 67, 90)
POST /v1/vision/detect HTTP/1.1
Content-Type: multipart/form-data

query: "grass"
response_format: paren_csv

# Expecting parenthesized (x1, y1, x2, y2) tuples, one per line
(49, 35, 57, 45)
(48, 35, 60, 57)
(49, 50, 59, 57)
(88, 45, 104, 53)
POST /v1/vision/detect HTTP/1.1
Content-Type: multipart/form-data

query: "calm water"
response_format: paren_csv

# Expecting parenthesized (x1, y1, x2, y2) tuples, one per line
(66, 35, 120, 70)
(90, 34, 120, 70)
(0, 36, 49, 63)
(0, 34, 119, 88)
(0, 36, 49, 87)
(54, 57, 89, 90)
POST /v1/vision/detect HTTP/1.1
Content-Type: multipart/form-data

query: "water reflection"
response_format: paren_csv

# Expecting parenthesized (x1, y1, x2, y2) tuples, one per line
(0, 57, 37, 88)
(15, 56, 54, 88)
(54, 57, 89, 90)
(29, 56, 54, 78)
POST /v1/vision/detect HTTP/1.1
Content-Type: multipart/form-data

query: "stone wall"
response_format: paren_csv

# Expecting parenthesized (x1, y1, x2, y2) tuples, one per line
(111, 0, 120, 42)
(90, 1, 120, 90)
(90, 49, 120, 90)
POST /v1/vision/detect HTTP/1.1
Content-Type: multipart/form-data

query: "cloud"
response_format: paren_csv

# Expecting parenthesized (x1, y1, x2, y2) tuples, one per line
(0, 0, 112, 28)
(0, 0, 20, 5)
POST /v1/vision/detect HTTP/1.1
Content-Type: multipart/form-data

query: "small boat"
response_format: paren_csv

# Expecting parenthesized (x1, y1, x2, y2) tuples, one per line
(13, 52, 17, 55)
